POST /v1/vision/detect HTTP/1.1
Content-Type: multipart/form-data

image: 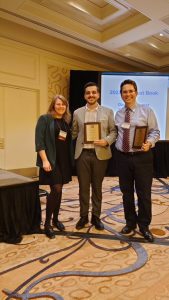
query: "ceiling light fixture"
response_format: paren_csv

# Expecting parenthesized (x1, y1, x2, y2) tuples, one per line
(149, 43, 158, 49)
(68, 2, 89, 14)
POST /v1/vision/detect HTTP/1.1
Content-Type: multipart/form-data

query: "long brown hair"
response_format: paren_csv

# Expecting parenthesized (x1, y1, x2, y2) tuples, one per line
(47, 95, 71, 124)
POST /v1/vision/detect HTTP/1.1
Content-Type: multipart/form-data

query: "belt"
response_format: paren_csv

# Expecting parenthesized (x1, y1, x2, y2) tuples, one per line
(117, 150, 145, 156)
(83, 148, 95, 152)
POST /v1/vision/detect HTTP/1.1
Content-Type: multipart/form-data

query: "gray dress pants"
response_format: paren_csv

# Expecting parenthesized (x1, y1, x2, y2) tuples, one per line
(76, 149, 108, 218)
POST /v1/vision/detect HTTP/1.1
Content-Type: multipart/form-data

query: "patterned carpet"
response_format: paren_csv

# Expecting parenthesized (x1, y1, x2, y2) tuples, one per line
(1, 176, 169, 300)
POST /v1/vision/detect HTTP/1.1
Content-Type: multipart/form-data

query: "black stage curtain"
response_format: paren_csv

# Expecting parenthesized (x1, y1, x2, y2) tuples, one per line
(106, 141, 169, 178)
(152, 141, 169, 178)
(69, 70, 100, 114)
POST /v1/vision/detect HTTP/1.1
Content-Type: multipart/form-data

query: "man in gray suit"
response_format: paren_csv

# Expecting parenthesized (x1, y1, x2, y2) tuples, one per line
(72, 82, 117, 230)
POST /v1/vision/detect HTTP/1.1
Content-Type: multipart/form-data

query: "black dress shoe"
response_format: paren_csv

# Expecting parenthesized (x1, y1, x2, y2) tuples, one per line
(121, 225, 136, 234)
(53, 220, 65, 231)
(140, 228, 154, 242)
(44, 226, 55, 239)
(91, 216, 104, 230)
(76, 216, 88, 230)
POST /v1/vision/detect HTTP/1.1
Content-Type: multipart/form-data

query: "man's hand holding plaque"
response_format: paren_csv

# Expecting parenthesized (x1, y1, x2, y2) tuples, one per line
(133, 126, 148, 149)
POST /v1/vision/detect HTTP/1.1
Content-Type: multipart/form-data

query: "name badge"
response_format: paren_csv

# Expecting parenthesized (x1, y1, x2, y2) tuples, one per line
(122, 122, 130, 129)
(58, 130, 67, 141)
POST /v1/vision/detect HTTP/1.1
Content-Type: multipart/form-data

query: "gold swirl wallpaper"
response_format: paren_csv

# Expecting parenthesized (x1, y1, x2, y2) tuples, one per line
(48, 65, 70, 104)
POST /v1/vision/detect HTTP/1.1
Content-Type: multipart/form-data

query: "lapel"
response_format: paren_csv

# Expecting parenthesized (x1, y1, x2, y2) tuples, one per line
(80, 106, 86, 124)
(96, 105, 102, 121)
(47, 115, 55, 144)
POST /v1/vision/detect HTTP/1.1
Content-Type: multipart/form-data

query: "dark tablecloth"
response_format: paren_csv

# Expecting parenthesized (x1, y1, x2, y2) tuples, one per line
(0, 170, 41, 244)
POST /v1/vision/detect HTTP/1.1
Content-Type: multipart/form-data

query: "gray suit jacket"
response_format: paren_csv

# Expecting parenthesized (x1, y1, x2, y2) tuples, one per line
(72, 105, 117, 160)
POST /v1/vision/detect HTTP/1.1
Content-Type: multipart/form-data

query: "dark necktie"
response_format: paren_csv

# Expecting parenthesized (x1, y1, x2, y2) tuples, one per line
(122, 108, 130, 152)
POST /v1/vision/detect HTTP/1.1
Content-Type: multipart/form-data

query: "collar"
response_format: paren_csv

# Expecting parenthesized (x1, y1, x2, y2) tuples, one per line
(124, 102, 137, 112)
(85, 103, 99, 112)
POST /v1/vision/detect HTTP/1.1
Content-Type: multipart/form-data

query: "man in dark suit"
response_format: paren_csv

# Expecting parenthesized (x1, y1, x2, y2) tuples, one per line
(115, 79, 160, 242)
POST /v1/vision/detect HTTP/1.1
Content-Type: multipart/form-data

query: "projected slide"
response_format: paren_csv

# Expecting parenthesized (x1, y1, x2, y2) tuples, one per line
(101, 73, 169, 140)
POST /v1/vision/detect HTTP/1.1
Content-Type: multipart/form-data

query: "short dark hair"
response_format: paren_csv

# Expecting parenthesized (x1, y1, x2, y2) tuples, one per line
(84, 82, 100, 93)
(120, 79, 138, 95)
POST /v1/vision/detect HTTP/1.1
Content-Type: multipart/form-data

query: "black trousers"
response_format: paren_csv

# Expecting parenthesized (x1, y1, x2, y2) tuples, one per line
(116, 149, 153, 229)
(76, 149, 108, 218)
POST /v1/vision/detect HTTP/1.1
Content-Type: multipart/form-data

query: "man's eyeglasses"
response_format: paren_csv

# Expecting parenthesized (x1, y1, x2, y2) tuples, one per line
(122, 90, 136, 94)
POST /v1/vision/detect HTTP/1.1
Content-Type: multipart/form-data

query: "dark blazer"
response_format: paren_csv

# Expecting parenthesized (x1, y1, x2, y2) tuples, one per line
(35, 114, 74, 169)
(35, 114, 56, 168)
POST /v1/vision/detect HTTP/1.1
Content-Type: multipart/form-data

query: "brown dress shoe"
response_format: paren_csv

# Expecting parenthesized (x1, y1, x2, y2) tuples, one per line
(76, 216, 89, 230)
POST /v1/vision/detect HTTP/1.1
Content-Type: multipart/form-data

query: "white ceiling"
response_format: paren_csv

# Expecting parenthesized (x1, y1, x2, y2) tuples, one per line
(0, 0, 169, 71)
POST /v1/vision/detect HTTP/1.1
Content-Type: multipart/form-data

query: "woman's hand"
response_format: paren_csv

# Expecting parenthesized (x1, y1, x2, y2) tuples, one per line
(43, 160, 52, 172)
(38, 150, 52, 172)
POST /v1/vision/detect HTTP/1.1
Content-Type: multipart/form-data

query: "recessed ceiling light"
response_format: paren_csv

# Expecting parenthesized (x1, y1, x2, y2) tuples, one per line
(159, 33, 164, 36)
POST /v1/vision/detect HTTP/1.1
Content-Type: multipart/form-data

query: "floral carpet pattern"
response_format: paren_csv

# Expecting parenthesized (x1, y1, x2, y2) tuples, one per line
(1, 176, 169, 300)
